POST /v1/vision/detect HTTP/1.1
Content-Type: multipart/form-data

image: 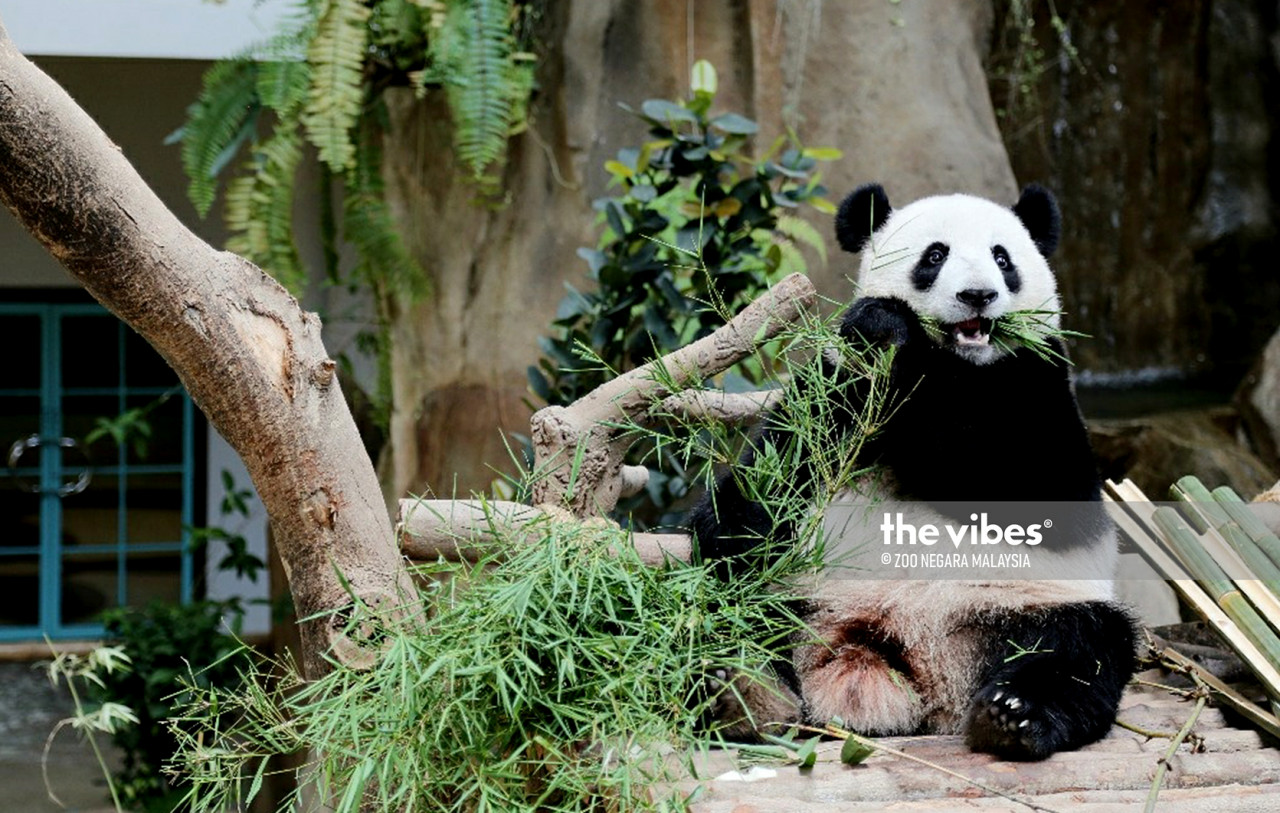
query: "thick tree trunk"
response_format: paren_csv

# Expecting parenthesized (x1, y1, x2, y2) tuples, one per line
(0, 18, 412, 678)
(381, 0, 1013, 501)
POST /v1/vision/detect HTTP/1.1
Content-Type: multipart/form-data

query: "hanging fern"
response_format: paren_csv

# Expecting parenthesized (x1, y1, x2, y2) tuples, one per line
(178, 59, 261, 217)
(175, 0, 538, 310)
(424, 0, 534, 183)
(302, 0, 371, 170)
(451, 0, 516, 178)
(343, 114, 429, 300)
(224, 127, 307, 294)
(256, 58, 311, 119)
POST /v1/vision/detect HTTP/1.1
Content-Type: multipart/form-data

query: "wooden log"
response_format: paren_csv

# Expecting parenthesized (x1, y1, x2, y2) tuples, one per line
(396, 498, 693, 567)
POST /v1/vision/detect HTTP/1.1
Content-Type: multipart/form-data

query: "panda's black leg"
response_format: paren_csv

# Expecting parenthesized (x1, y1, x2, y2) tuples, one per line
(965, 601, 1138, 760)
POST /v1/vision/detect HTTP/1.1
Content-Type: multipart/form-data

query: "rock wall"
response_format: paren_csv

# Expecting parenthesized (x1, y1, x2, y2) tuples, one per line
(382, 0, 1021, 499)
(992, 0, 1280, 379)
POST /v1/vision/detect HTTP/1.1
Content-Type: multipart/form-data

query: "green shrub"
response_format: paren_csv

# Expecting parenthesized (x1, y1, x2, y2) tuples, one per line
(528, 60, 838, 526)
(92, 601, 252, 812)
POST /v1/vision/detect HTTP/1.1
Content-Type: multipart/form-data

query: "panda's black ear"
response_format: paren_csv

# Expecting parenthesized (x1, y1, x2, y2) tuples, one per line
(835, 183, 892, 253)
(1013, 183, 1061, 258)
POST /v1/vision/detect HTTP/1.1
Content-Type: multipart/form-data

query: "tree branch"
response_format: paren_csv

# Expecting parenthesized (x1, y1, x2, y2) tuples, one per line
(397, 498, 692, 565)
(529, 272, 816, 517)
(0, 18, 413, 676)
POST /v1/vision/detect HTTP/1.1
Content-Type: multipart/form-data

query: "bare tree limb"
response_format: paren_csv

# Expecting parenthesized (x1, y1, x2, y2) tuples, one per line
(397, 498, 692, 566)
(530, 272, 816, 517)
(651, 389, 783, 426)
(0, 18, 413, 676)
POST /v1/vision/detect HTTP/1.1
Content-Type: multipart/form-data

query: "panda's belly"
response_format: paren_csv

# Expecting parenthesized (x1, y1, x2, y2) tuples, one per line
(791, 484, 1118, 735)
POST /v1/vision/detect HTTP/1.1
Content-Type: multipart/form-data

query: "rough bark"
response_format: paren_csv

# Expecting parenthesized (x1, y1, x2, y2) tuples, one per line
(530, 272, 814, 517)
(397, 499, 692, 566)
(997, 0, 1280, 377)
(379, 0, 1015, 502)
(0, 18, 412, 677)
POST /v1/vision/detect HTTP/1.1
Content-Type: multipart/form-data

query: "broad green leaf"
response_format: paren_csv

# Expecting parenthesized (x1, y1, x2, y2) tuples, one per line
(796, 735, 819, 769)
(710, 112, 759, 134)
(641, 99, 698, 124)
(691, 59, 718, 95)
(605, 160, 635, 179)
(840, 736, 875, 765)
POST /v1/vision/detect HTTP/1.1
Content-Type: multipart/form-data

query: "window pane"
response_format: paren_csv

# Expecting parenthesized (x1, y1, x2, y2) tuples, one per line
(62, 394, 121, 463)
(61, 473, 119, 548)
(124, 329, 178, 388)
(125, 552, 183, 608)
(0, 315, 41, 391)
(61, 552, 116, 626)
(61, 315, 119, 390)
(0, 395, 42, 489)
(125, 395, 185, 466)
(0, 553, 39, 627)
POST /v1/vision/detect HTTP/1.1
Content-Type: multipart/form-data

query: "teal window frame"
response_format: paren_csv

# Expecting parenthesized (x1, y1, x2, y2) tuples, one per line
(0, 302, 196, 641)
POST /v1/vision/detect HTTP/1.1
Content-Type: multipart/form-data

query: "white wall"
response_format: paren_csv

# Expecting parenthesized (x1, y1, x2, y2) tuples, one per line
(205, 428, 271, 636)
(0, 0, 294, 60)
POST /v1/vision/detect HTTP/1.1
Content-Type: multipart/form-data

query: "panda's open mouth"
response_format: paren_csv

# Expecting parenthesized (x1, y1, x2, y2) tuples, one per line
(949, 317, 992, 347)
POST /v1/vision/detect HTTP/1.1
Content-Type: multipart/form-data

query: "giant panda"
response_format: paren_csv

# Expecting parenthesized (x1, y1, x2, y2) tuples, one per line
(690, 183, 1139, 760)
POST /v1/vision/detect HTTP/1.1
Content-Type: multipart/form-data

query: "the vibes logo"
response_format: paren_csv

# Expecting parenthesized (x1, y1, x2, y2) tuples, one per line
(880, 512, 1047, 548)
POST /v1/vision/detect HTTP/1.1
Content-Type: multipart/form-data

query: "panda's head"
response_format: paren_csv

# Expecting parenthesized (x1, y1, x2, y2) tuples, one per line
(835, 184, 1062, 366)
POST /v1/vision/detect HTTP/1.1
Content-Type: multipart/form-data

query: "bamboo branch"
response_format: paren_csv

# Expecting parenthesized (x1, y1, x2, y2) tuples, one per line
(1144, 689, 1207, 813)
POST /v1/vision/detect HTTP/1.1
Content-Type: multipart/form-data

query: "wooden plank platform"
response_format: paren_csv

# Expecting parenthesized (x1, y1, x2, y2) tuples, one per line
(682, 681, 1280, 812)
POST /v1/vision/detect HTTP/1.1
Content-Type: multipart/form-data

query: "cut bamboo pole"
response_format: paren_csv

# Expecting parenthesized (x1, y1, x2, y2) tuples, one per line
(1213, 486, 1280, 572)
(1105, 480, 1280, 700)
(1150, 506, 1280, 668)
(1171, 476, 1280, 616)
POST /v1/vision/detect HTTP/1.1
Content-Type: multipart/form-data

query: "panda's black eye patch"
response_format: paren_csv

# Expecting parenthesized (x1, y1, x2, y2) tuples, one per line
(911, 242, 949, 291)
(992, 245, 1021, 293)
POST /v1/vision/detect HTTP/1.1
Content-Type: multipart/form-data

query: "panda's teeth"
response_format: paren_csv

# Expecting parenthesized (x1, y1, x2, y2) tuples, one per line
(951, 320, 991, 347)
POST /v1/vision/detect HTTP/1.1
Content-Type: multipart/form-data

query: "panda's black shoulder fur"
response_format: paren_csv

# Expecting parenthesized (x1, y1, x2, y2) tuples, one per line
(689, 296, 1104, 564)
(854, 300, 1101, 506)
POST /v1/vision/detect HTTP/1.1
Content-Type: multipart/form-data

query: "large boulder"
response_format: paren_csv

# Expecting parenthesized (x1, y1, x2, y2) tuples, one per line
(1089, 406, 1276, 499)
(1237, 327, 1280, 472)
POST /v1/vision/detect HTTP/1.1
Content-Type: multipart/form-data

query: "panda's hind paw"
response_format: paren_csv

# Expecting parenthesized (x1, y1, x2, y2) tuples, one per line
(965, 684, 1059, 760)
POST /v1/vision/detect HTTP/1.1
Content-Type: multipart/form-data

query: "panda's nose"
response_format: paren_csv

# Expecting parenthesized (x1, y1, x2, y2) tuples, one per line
(956, 288, 998, 309)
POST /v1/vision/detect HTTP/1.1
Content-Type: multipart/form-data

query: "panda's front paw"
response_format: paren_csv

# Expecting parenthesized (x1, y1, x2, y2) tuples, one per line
(840, 297, 919, 348)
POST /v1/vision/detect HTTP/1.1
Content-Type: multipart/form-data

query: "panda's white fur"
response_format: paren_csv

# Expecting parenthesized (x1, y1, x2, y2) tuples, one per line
(692, 184, 1138, 760)
(858, 193, 1062, 363)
